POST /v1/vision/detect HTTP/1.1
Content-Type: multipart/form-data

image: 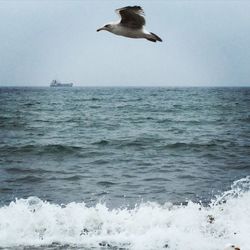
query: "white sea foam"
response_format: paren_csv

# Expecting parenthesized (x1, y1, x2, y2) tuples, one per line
(0, 177, 250, 250)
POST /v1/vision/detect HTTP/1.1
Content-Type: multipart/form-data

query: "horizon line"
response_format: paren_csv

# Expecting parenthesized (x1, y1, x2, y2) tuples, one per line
(0, 85, 250, 88)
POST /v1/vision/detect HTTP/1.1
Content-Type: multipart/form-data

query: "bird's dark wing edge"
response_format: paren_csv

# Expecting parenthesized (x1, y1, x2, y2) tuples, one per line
(116, 6, 146, 29)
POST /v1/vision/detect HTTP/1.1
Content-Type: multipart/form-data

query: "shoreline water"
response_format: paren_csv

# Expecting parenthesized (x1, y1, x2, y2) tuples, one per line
(0, 176, 249, 250)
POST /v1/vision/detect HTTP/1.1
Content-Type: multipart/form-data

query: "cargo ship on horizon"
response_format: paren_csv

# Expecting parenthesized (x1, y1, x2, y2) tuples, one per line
(50, 80, 73, 87)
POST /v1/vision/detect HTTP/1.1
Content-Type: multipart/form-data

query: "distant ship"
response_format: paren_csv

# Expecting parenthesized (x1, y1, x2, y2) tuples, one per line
(50, 80, 73, 87)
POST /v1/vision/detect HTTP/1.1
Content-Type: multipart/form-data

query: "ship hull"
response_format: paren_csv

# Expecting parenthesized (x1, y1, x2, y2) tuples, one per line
(50, 83, 73, 87)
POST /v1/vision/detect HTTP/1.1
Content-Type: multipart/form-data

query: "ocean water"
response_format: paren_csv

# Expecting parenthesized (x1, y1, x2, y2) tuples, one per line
(0, 87, 249, 250)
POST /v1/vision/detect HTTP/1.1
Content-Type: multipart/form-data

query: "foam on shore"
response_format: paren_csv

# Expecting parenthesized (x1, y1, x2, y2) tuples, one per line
(0, 176, 249, 250)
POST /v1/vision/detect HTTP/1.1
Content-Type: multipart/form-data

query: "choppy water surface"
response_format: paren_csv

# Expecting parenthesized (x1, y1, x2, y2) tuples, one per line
(0, 87, 249, 249)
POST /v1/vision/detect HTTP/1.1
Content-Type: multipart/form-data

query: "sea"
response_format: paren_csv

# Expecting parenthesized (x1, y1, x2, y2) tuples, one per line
(0, 87, 249, 250)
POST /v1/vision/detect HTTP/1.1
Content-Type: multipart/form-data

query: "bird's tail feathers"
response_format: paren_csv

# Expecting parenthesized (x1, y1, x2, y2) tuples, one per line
(146, 32, 162, 42)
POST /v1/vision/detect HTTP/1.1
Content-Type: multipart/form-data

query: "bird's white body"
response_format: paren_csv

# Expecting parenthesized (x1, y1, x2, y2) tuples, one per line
(109, 23, 150, 39)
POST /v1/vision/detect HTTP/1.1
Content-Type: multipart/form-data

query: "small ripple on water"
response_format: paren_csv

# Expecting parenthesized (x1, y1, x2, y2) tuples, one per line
(5, 175, 43, 184)
(96, 181, 117, 187)
(5, 167, 50, 174)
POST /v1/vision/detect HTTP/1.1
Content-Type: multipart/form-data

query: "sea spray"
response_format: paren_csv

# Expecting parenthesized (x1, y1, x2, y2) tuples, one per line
(0, 177, 249, 250)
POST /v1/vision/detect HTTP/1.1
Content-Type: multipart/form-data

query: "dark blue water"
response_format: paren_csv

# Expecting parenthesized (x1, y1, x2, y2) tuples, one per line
(0, 87, 250, 249)
(0, 87, 249, 207)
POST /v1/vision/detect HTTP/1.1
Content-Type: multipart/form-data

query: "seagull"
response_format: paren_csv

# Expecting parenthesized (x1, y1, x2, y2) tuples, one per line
(97, 6, 162, 42)
(224, 245, 240, 250)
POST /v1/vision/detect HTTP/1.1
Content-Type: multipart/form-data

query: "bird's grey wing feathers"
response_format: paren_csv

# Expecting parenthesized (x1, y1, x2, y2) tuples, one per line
(116, 6, 145, 29)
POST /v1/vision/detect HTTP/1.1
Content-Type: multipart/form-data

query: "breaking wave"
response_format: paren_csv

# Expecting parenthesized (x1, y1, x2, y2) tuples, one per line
(0, 177, 249, 250)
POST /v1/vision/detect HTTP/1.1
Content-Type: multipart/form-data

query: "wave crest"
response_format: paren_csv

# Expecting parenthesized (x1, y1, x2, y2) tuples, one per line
(0, 177, 250, 250)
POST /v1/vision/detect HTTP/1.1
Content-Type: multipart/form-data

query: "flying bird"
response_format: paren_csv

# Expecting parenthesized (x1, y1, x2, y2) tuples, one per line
(97, 6, 162, 42)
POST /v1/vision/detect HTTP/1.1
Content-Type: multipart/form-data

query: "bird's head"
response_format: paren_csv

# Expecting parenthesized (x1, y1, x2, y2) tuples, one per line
(97, 23, 113, 32)
(224, 244, 240, 250)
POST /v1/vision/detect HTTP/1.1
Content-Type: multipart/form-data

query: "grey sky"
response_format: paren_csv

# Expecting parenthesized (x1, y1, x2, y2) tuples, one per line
(0, 0, 249, 87)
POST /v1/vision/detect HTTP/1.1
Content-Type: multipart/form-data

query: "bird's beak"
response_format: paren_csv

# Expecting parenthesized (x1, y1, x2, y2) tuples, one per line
(97, 27, 104, 32)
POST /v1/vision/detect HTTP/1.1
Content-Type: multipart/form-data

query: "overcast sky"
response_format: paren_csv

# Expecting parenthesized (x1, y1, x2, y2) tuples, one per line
(0, 0, 249, 87)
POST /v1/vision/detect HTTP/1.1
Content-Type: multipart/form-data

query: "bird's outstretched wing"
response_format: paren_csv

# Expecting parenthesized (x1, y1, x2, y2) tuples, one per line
(116, 6, 145, 29)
